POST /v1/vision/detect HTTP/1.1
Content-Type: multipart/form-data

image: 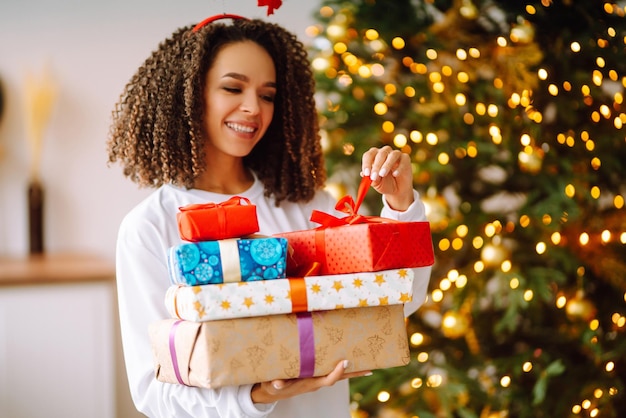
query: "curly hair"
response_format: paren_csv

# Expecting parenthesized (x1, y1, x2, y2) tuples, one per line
(107, 18, 326, 204)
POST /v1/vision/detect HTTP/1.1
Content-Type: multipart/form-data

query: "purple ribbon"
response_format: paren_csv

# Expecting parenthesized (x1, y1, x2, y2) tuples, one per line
(296, 312, 315, 377)
(168, 320, 188, 386)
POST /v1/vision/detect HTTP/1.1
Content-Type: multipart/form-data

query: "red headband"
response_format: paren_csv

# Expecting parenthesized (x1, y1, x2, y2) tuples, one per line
(193, 0, 283, 32)
(192, 14, 248, 32)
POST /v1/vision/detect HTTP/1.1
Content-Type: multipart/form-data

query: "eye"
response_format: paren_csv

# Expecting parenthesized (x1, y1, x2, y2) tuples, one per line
(261, 94, 276, 103)
(222, 86, 241, 94)
(260, 87, 277, 103)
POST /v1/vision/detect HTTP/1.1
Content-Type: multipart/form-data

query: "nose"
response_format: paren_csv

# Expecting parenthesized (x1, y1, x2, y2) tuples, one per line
(240, 92, 260, 115)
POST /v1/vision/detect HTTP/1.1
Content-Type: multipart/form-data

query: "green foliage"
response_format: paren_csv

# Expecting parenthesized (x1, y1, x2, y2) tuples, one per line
(309, 0, 626, 416)
(532, 359, 566, 405)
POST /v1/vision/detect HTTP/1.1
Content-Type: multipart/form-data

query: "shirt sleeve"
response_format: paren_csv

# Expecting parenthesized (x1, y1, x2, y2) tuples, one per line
(115, 211, 277, 418)
(380, 189, 433, 317)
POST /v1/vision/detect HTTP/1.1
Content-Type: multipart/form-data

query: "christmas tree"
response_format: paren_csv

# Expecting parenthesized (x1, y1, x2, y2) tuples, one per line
(306, 1, 626, 416)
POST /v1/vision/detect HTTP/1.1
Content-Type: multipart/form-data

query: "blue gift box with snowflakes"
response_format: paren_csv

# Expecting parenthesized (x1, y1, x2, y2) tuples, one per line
(167, 237, 288, 286)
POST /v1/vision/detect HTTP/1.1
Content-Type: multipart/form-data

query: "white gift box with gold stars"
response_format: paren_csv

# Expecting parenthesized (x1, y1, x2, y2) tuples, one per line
(165, 268, 416, 321)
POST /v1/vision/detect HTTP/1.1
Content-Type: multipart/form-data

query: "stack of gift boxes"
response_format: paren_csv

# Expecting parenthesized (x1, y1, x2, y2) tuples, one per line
(149, 185, 435, 389)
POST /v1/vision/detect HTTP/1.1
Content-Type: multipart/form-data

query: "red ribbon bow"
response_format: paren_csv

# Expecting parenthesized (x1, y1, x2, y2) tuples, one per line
(310, 176, 392, 227)
(178, 196, 252, 212)
(258, 0, 283, 15)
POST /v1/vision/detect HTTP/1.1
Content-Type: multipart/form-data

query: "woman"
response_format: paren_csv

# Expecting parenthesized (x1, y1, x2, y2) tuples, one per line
(107, 16, 427, 417)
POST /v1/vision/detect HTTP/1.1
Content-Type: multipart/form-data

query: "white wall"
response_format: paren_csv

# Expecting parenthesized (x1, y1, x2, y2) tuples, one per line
(0, 0, 318, 261)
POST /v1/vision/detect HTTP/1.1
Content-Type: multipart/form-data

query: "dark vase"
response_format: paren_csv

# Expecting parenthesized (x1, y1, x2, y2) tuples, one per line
(28, 179, 44, 254)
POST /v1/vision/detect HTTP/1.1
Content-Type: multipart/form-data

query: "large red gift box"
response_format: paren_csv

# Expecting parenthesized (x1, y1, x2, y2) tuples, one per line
(275, 177, 434, 276)
(276, 222, 433, 276)
(177, 196, 259, 242)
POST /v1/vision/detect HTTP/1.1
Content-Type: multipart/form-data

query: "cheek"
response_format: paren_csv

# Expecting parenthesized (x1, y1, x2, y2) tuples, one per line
(207, 97, 235, 127)
(204, 103, 225, 137)
(263, 103, 275, 123)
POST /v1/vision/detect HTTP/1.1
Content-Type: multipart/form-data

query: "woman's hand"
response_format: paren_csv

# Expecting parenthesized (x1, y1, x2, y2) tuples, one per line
(361, 146, 414, 211)
(250, 360, 371, 404)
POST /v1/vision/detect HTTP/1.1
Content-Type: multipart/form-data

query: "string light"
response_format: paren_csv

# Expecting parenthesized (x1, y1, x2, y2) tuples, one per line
(376, 391, 390, 402)
(410, 332, 425, 345)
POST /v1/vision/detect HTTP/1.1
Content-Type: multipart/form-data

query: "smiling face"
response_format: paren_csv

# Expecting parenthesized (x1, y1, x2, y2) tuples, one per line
(203, 40, 277, 164)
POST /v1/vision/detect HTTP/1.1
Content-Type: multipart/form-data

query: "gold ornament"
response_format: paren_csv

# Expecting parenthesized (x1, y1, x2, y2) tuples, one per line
(324, 182, 349, 201)
(480, 242, 508, 267)
(398, 380, 414, 396)
(378, 407, 407, 418)
(423, 193, 449, 231)
(350, 409, 368, 418)
(510, 20, 535, 44)
(442, 310, 470, 339)
(565, 291, 597, 322)
(482, 409, 509, 418)
(492, 42, 543, 96)
(518, 146, 544, 174)
(459, 0, 479, 20)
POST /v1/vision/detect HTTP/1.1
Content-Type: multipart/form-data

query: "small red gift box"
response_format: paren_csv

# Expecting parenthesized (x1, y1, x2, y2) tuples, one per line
(177, 196, 259, 242)
(275, 177, 434, 276)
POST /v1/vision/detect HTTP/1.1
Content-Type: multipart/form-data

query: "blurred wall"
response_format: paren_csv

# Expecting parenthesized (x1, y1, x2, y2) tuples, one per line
(0, 0, 317, 260)
(0, 1, 317, 416)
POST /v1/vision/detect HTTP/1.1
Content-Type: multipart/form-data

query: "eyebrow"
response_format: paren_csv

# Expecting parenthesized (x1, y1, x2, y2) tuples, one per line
(222, 72, 277, 88)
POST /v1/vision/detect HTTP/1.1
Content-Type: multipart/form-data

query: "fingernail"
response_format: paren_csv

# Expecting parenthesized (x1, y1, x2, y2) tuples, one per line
(379, 167, 388, 177)
(392, 170, 400, 177)
(362, 168, 371, 177)
(273, 382, 282, 390)
(370, 172, 378, 181)
(364, 372, 373, 376)
(342, 360, 350, 369)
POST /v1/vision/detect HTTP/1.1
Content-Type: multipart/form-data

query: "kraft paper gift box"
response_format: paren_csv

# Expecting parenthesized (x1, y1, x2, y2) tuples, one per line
(149, 304, 410, 389)
(275, 177, 435, 276)
(165, 268, 416, 321)
(168, 237, 288, 286)
(177, 196, 259, 242)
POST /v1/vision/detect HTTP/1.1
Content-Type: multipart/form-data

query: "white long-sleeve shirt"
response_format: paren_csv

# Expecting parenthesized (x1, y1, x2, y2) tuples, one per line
(116, 176, 430, 418)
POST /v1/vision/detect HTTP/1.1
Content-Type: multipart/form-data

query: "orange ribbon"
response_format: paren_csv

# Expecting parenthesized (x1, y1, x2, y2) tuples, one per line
(287, 262, 321, 312)
(289, 279, 308, 313)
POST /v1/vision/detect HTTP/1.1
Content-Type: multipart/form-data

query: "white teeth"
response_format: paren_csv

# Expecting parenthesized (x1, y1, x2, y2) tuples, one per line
(226, 122, 255, 133)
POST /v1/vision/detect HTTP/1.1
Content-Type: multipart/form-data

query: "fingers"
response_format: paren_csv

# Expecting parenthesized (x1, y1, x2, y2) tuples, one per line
(255, 360, 370, 403)
(361, 146, 415, 211)
(321, 359, 351, 384)
(361, 146, 403, 182)
(340, 369, 373, 380)
(277, 360, 348, 392)
(271, 379, 287, 391)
